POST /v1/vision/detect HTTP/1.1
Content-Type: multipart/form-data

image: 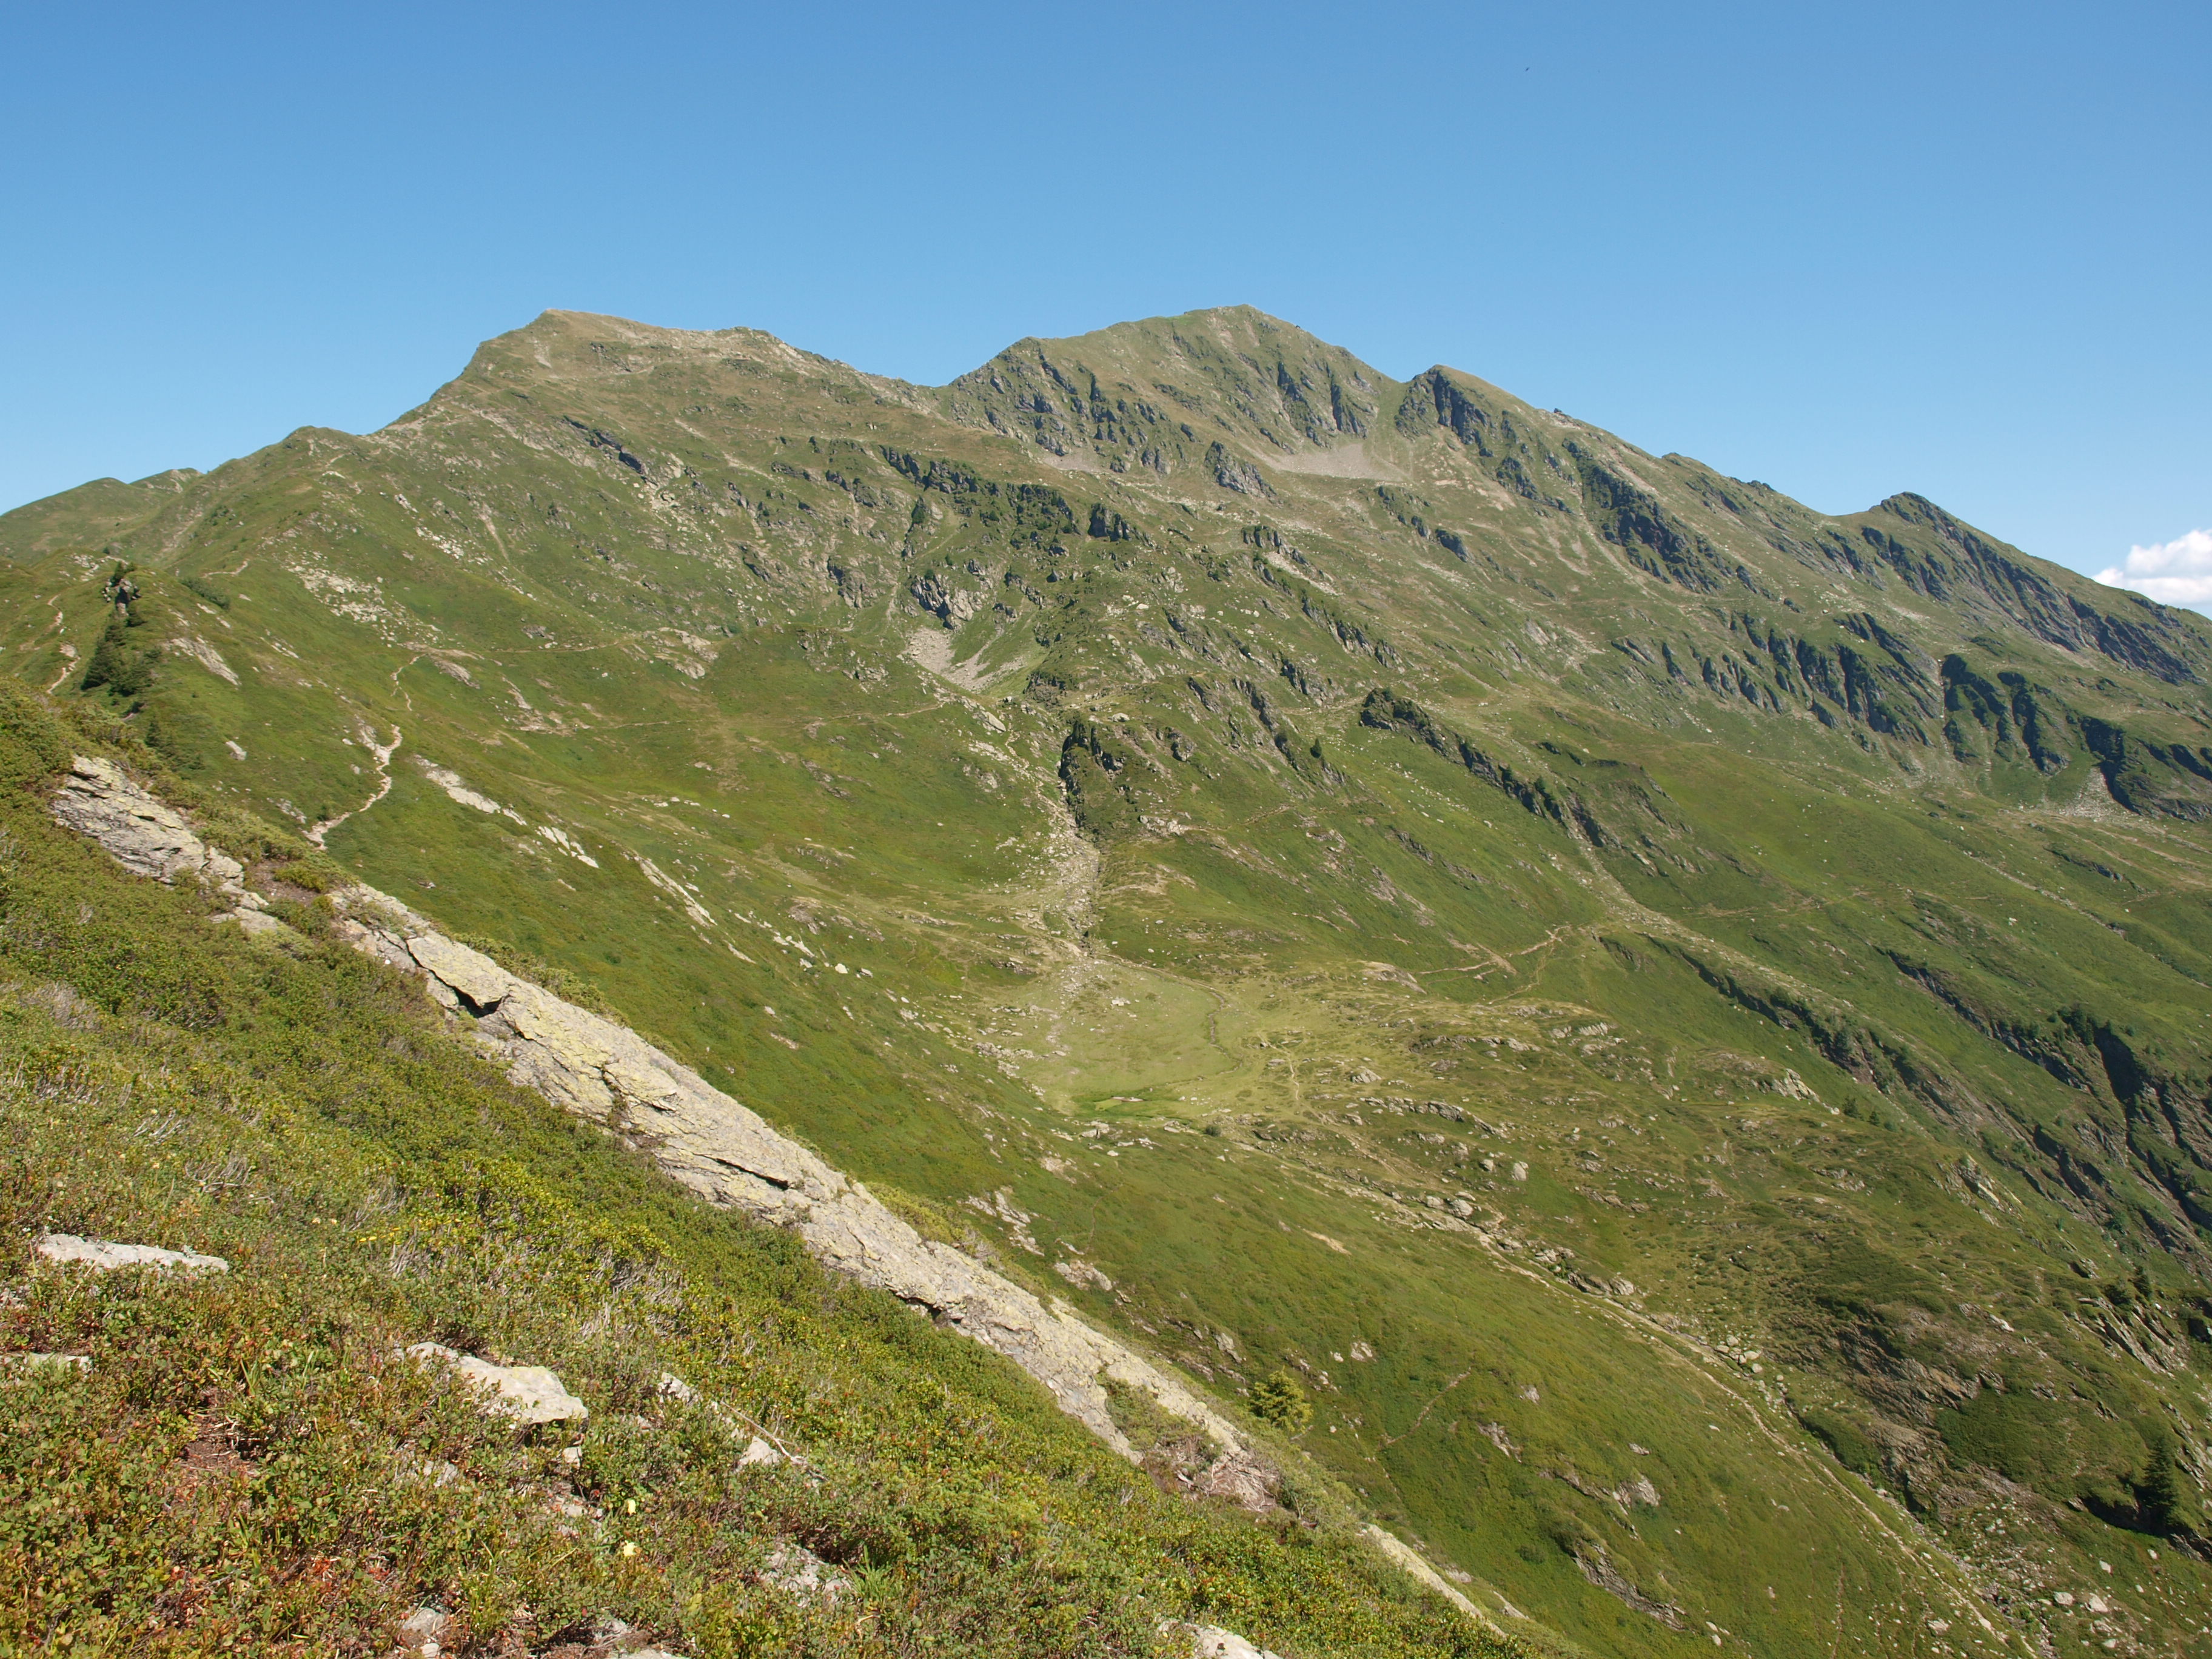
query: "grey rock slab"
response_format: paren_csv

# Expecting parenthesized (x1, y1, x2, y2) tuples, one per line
(401, 1342, 588, 1424)
(36, 1233, 229, 1275)
(52, 756, 262, 908)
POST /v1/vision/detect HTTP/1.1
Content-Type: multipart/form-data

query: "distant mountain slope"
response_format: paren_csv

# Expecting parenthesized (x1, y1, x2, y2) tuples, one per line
(5, 306, 2211, 1657)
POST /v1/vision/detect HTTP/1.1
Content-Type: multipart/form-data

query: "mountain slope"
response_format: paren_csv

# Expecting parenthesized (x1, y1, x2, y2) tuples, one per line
(0, 688, 1498, 1658)
(6, 305, 2212, 1657)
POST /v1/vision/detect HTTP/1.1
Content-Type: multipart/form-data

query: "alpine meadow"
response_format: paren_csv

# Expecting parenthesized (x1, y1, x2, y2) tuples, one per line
(7, 304, 2212, 1658)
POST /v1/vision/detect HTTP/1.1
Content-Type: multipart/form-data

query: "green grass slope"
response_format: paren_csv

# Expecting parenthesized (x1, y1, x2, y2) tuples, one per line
(0, 687, 1504, 1657)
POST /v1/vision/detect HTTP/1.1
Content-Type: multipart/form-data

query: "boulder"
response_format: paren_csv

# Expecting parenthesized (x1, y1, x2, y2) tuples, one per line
(35, 1233, 229, 1275)
(1, 1353, 92, 1375)
(737, 1435, 785, 1470)
(400, 1342, 588, 1425)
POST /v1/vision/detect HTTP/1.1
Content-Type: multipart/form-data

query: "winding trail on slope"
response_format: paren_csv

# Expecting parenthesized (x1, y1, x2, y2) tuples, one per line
(309, 723, 402, 846)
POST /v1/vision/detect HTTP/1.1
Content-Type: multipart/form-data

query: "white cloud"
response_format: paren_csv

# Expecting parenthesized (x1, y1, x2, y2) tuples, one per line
(2096, 529, 2212, 612)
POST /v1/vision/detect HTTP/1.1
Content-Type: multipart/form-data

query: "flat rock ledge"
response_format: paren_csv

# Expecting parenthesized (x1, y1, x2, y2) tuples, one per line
(49, 751, 1486, 1629)
(51, 756, 267, 923)
(401, 1342, 589, 1425)
(36, 1232, 229, 1275)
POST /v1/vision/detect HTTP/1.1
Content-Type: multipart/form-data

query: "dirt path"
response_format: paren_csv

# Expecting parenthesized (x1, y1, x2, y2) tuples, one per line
(309, 723, 402, 846)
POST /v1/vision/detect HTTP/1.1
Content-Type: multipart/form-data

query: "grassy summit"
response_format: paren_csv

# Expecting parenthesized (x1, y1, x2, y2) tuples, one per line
(5, 305, 2212, 1655)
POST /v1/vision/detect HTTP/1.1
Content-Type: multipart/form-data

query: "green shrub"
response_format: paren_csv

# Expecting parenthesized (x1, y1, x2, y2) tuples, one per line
(1251, 1370, 1313, 1436)
(179, 574, 231, 609)
(1798, 1407, 1882, 1480)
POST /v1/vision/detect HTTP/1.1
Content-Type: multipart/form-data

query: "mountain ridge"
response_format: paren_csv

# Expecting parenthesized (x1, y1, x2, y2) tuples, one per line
(5, 304, 2212, 1657)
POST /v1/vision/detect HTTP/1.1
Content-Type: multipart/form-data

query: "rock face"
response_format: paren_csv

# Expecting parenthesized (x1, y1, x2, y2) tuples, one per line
(401, 1342, 589, 1425)
(50, 756, 266, 922)
(35, 1232, 229, 1275)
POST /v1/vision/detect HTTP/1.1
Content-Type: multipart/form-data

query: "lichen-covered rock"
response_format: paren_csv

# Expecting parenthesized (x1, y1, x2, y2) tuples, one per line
(35, 1232, 229, 1275)
(1, 1353, 92, 1375)
(400, 1342, 588, 1425)
(394, 1610, 449, 1659)
(737, 1435, 785, 1470)
(1182, 1626, 1283, 1659)
(763, 1541, 846, 1600)
(50, 757, 262, 913)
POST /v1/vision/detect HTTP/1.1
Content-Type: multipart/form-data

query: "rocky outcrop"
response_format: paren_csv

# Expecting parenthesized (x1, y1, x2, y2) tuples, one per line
(1573, 1543, 1686, 1629)
(36, 1232, 229, 1275)
(401, 1342, 589, 1425)
(338, 886, 1245, 1461)
(49, 756, 267, 923)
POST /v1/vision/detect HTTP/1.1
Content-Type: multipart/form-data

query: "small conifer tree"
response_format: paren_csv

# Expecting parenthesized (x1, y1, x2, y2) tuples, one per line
(1250, 1369, 1313, 1435)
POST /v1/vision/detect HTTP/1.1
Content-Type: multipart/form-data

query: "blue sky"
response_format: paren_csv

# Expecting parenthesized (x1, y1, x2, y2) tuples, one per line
(4, 1, 2206, 604)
